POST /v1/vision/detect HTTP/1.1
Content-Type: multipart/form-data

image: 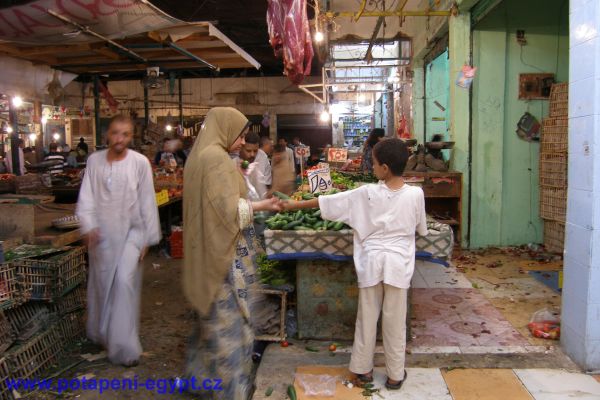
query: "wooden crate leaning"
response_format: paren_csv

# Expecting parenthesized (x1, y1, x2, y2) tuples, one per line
(15, 247, 86, 302)
(0, 311, 14, 354)
(51, 284, 86, 316)
(541, 117, 568, 154)
(14, 174, 51, 196)
(544, 220, 566, 254)
(5, 302, 55, 343)
(0, 357, 10, 400)
(0, 263, 22, 311)
(58, 310, 86, 346)
(539, 153, 568, 188)
(5, 324, 64, 382)
(251, 288, 287, 342)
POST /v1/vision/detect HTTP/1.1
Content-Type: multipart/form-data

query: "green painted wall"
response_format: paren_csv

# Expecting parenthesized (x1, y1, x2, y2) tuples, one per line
(471, 0, 569, 247)
(425, 50, 451, 144)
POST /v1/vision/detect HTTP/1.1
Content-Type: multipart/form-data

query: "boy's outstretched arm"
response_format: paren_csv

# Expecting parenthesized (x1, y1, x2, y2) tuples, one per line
(283, 198, 319, 211)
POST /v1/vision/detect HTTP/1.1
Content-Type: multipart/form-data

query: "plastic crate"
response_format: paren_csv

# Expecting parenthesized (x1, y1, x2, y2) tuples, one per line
(5, 324, 64, 381)
(0, 311, 14, 354)
(16, 247, 86, 301)
(544, 220, 565, 254)
(155, 189, 169, 206)
(539, 153, 567, 188)
(0, 264, 21, 311)
(540, 188, 567, 222)
(169, 230, 183, 259)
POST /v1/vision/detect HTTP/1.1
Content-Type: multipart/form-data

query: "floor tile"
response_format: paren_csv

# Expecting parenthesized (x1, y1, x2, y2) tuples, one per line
(372, 367, 452, 400)
(514, 369, 600, 399)
(442, 369, 533, 400)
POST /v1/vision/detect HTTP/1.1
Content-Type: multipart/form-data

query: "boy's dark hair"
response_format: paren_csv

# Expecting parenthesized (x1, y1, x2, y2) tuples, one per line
(259, 135, 272, 147)
(274, 144, 286, 153)
(49, 143, 58, 152)
(372, 138, 409, 176)
(245, 132, 260, 145)
(366, 128, 385, 148)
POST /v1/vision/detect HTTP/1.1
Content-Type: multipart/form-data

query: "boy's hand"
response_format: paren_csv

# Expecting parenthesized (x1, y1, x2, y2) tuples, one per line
(282, 200, 299, 211)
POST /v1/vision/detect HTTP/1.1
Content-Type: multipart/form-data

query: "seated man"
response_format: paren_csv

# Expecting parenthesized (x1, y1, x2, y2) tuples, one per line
(45, 142, 67, 175)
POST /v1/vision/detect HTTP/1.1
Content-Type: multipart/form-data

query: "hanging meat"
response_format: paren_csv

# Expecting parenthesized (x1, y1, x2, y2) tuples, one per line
(267, 0, 314, 85)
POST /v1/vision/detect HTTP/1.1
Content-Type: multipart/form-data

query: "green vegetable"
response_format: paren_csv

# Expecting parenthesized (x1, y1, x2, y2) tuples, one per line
(312, 210, 321, 217)
(273, 191, 291, 200)
(302, 193, 315, 200)
(304, 215, 317, 224)
(327, 221, 337, 229)
(294, 210, 303, 221)
(241, 160, 250, 169)
(294, 226, 313, 231)
(287, 385, 297, 400)
(265, 387, 274, 396)
(283, 220, 302, 230)
(332, 221, 345, 231)
(305, 346, 320, 352)
(313, 221, 324, 229)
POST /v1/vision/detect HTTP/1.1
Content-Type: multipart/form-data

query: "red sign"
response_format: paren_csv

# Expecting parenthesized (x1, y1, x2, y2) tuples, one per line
(327, 148, 348, 163)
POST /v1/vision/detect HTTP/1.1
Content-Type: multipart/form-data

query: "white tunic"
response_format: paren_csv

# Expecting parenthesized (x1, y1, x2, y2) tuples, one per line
(255, 149, 272, 186)
(76, 149, 161, 365)
(318, 182, 428, 289)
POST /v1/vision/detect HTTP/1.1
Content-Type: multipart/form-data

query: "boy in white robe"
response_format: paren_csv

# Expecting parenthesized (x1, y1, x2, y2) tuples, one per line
(284, 138, 427, 390)
(76, 115, 161, 367)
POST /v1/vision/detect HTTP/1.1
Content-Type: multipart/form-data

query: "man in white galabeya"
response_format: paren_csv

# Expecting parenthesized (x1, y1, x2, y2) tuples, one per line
(77, 115, 161, 367)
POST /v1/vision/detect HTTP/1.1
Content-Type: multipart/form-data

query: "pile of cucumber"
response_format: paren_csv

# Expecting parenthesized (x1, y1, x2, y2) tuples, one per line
(265, 209, 349, 231)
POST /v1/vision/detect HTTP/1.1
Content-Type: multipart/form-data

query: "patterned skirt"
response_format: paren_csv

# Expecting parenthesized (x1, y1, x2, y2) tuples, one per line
(185, 226, 262, 400)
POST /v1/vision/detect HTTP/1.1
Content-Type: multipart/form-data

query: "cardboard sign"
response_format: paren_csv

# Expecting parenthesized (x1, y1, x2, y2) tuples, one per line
(327, 148, 348, 163)
(307, 165, 333, 194)
(294, 145, 310, 158)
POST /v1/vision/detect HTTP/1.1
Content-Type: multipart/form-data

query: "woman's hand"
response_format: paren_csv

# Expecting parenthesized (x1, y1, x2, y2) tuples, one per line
(252, 197, 283, 212)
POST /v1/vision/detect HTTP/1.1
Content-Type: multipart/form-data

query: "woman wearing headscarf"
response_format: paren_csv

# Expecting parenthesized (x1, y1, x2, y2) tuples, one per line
(360, 128, 385, 174)
(183, 107, 282, 399)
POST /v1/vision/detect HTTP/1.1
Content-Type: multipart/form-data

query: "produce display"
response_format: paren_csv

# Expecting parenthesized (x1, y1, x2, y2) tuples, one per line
(256, 253, 293, 286)
(153, 167, 183, 198)
(267, 190, 350, 231)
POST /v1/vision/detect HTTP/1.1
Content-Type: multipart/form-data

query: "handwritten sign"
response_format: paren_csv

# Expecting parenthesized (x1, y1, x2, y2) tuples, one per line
(327, 148, 348, 163)
(294, 145, 310, 158)
(307, 165, 333, 194)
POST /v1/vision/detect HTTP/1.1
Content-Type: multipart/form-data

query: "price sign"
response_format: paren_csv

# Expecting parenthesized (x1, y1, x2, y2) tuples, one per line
(294, 145, 310, 158)
(307, 165, 333, 194)
(327, 148, 348, 163)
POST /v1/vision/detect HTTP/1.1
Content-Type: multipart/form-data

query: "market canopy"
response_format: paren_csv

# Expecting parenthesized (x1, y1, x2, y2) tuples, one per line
(0, 0, 260, 75)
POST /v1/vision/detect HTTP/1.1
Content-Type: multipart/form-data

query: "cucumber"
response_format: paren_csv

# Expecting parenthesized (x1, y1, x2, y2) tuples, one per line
(302, 193, 315, 200)
(273, 191, 291, 200)
(333, 221, 345, 231)
(265, 386, 274, 396)
(326, 220, 337, 229)
(294, 226, 313, 231)
(287, 385, 297, 400)
(294, 210, 303, 221)
(274, 221, 287, 230)
(305, 346, 320, 352)
(304, 215, 317, 224)
(312, 210, 321, 217)
(283, 220, 302, 230)
(313, 221, 324, 229)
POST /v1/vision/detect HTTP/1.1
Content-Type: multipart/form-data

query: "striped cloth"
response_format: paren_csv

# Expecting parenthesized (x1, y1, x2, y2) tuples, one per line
(44, 153, 66, 175)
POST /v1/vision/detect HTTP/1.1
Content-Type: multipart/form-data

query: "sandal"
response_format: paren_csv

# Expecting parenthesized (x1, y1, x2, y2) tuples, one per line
(385, 370, 407, 390)
(354, 371, 374, 384)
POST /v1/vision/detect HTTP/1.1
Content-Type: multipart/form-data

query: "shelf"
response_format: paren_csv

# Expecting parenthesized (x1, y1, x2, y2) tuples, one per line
(434, 218, 459, 226)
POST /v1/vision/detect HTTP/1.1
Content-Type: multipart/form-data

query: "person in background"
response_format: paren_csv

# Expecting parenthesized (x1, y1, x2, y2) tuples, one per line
(239, 132, 267, 200)
(306, 151, 321, 168)
(77, 137, 89, 155)
(291, 136, 306, 174)
(182, 136, 194, 158)
(154, 138, 187, 167)
(45, 142, 67, 175)
(255, 136, 273, 190)
(283, 139, 427, 391)
(183, 107, 282, 399)
(66, 149, 78, 168)
(360, 128, 385, 174)
(23, 146, 37, 167)
(277, 137, 296, 177)
(270, 144, 295, 196)
(63, 143, 71, 153)
(76, 115, 161, 367)
(5, 139, 26, 175)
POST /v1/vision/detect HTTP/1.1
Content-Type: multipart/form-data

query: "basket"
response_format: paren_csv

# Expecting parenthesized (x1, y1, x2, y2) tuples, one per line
(16, 247, 86, 301)
(52, 284, 86, 316)
(549, 100, 568, 117)
(0, 264, 21, 311)
(0, 311, 14, 354)
(5, 324, 64, 381)
(415, 219, 455, 260)
(14, 174, 51, 195)
(550, 82, 568, 95)
(539, 153, 568, 188)
(5, 303, 54, 343)
(58, 311, 85, 346)
(0, 357, 11, 400)
(540, 187, 567, 222)
(264, 229, 354, 258)
(544, 220, 565, 254)
(541, 118, 568, 154)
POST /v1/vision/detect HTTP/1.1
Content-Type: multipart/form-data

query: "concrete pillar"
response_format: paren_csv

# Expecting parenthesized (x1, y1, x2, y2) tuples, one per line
(412, 63, 425, 142)
(561, 0, 600, 371)
(449, 12, 472, 246)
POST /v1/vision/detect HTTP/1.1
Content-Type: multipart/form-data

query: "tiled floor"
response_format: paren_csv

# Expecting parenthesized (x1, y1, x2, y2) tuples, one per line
(411, 259, 473, 289)
(410, 288, 530, 347)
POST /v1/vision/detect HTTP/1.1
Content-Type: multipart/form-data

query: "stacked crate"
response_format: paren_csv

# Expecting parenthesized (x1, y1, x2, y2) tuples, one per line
(540, 83, 568, 253)
(0, 247, 87, 400)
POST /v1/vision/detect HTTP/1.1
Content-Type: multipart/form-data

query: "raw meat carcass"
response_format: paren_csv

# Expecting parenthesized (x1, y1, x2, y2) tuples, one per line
(267, 0, 285, 57)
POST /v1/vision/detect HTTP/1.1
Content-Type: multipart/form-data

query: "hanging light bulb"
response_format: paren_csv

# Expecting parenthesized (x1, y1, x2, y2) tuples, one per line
(53, 132, 60, 141)
(41, 116, 48, 124)
(358, 94, 366, 102)
(165, 124, 173, 132)
(6, 126, 13, 133)
(315, 31, 324, 42)
(12, 96, 22, 107)
(319, 110, 330, 122)
(29, 133, 37, 142)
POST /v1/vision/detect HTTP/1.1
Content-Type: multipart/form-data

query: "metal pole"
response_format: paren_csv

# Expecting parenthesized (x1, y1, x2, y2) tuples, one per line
(144, 85, 149, 141)
(178, 77, 183, 126)
(9, 98, 20, 176)
(93, 76, 101, 147)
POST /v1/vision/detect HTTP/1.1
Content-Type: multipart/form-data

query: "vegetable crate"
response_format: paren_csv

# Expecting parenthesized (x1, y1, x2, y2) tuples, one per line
(16, 246, 87, 301)
(0, 357, 10, 400)
(5, 324, 64, 381)
(0, 310, 14, 354)
(0, 264, 21, 311)
(541, 118, 568, 154)
(544, 220, 565, 254)
(58, 310, 85, 346)
(539, 153, 568, 188)
(52, 284, 86, 316)
(252, 288, 287, 342)
(5, 302, 54, 343)
(169, 230, 183, 259)
(540, 188, 567, 223)
(264, 229, 353, 258)
(415, 219, 455, 261)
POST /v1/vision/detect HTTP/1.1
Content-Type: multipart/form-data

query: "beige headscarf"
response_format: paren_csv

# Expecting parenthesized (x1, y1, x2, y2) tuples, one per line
(183, 107, 250, 316)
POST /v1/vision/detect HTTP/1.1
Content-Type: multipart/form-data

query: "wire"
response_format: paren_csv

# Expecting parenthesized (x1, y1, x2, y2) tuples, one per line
(519, 45, 545, 73)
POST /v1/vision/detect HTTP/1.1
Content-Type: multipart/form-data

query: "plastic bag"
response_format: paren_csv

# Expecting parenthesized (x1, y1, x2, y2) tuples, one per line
(295, 374, 337, 397)
(527, 308, 560, 340)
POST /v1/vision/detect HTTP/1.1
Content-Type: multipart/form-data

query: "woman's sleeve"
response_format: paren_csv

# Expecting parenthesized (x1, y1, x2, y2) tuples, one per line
(237, 198, 254, 229)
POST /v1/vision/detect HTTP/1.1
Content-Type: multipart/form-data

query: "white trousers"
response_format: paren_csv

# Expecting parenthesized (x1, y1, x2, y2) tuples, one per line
(349, 283, 408, 381)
